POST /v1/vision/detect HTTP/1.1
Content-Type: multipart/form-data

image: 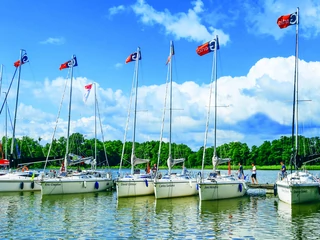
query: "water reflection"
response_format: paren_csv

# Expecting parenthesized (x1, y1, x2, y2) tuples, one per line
(116, 195, 155, 239)
(277, 200, 320, 239)
(154, 196, 199, 239)
(1, 176, 320, 239)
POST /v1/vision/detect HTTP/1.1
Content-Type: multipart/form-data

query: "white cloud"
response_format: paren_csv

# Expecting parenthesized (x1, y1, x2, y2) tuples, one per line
(3, 56, 320, 151)
(108, 5, 126, 17)
(115, 63, 123, 69)
(243, 0, 320, 39)
(40, 37, 65, 45)
(130, 0, 230, 44)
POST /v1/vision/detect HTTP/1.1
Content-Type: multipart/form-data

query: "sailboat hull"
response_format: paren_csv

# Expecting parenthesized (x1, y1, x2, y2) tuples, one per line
(40, 177, 113, 195)
(0, 172, 41, 192)
(116, 177, 154, 197)
(276, 172, 320, 204)
(277, 182, 320, 204)
(199, 180, 247, 201)
(154, 177, 198, 199)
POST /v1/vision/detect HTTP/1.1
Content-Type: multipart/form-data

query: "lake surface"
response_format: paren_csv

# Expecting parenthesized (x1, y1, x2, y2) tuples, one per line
(1, 169, 320, 239)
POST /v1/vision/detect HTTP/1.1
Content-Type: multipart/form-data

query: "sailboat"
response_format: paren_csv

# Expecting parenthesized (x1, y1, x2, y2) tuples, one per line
(39, 55, 113, 195)
(197, 36, 248, 201)
(153, 41, 198, 199)
(0, 64, 9, 174)
(115, 47, 154, 198)
(0, 50, 41, 192)
(275, 8, 320, 204)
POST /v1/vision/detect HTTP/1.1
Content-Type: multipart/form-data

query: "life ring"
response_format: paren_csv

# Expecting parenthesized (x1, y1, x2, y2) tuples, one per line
(22, 166, 29, 172)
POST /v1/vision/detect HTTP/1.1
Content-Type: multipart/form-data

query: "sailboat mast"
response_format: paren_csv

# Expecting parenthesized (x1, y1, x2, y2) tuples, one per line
(168, 41, 173, 174)
(295, 7, 299, 161)
(94, 83, 97, 170)
(10, 49, 24, 167)
(169, 41, 173, 160)
(65, 55, 76, 172)
(131, 47, 140, 175)
(0, 66, 4, 160)
(290, 8, 299, 171)
(201, 50, 215, 175)
(0, 64, 3, 98)
(213, 36, 218, 165)
(4, 91, 7, 160)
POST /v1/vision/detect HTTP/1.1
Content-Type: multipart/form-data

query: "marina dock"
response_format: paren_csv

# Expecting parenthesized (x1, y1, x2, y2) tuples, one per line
(247, 183, 275, 194)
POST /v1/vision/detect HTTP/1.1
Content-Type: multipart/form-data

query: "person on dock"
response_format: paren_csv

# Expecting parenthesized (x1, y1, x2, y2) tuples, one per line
(280, 161, 286, 179)
(60, 162, 65, 173)
(251, 163, 258, 184)
(152, 163, 157, 173)
(238, 162, 244, 179)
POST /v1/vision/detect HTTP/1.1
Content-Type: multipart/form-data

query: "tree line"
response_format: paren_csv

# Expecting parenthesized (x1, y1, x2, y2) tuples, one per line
(2, 133, 320, 169)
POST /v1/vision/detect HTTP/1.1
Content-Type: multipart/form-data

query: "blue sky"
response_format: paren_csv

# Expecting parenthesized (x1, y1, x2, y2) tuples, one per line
(1, 0, 320, 152)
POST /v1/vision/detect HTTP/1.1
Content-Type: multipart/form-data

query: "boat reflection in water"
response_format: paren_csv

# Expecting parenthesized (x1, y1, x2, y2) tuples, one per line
(277, 199, 320, 219)
(277, 200, 320, 239)
(199, 196, 254, 239)
(154, 196, 199, 213)
(199, 195, 250, 214)
(116, 195, 156, 239)
(155, 196, 199, 239)
(116, 195, 155, 210)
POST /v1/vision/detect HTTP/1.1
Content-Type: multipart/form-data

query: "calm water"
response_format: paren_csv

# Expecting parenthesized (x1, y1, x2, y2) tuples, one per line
(1, 170, 320, 239)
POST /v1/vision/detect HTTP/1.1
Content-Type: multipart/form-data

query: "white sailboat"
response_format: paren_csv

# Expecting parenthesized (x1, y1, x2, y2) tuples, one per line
(154, 41, 198, 199)
(116, 47, 154, 198)
(275, 8, 320, 204)
(197, 36, 248, 201)
(40, 55, 113, 195)
(0, 51, 41, 192)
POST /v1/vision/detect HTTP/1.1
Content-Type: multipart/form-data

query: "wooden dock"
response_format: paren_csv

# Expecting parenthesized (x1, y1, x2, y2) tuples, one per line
(247, 183, 275, 194)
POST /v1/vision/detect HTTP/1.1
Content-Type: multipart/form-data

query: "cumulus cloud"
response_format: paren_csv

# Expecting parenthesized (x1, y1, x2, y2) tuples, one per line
(4, 56, 320, 151)
(131, 0, 230, 44)
(243, 0, 320, 39)
(40, 37, 65, 45)
(108, 0, 230, 45)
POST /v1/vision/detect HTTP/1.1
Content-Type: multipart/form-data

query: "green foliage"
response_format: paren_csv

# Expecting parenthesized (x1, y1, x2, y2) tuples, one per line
(2, 133, 320, 168)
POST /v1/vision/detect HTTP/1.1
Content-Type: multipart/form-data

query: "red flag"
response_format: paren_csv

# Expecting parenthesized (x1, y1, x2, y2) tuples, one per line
(14, 54, 29, 67)
(125, 51, 141, 63)
(59, 56, 78, 70)
(277, 12, 297, 29)
(196, 39, 219, 56)
(59, 62, 68, 70)
(83, 83, 93, 102)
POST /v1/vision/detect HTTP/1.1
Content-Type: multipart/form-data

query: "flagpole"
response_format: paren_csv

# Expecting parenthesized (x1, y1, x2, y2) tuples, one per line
(3, 91, 7, 160)
(94, 82, 97, 170)
(201, 44, 215, 176)
(10, 49, 24, 168)
(292, 7, 299, 171)
(65, 55, 75, 172)
(168, 41, 173, 175)
(212, 35, 218, 171)
(295, 7, 299, 162)
(131, 47, 140, 175)
(0, 64, 3, 98)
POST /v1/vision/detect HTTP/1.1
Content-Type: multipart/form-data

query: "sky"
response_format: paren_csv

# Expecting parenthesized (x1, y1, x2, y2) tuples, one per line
(1, 0, 320, 153)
